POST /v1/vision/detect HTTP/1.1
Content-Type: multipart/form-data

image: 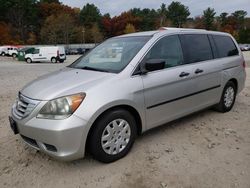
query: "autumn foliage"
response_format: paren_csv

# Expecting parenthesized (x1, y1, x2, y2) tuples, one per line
(0, 0, 249, 45)
(0, 22, 13, 45)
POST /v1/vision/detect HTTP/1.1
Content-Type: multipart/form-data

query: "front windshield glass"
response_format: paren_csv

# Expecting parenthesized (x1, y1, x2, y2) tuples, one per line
(69, 36, 151, 73)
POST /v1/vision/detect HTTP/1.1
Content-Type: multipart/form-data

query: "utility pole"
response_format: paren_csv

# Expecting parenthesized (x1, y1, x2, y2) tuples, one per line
(82, 27, 85, 48)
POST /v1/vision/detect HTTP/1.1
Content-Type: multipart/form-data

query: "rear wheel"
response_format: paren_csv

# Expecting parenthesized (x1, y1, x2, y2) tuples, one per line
(12, 53, 17, 58)
(26, 58, 32, 63)
(89, 109, 137, 163)
(214, 81, 236, 112)
(1, 52, 5, 56)
(51, 57, 57, 63)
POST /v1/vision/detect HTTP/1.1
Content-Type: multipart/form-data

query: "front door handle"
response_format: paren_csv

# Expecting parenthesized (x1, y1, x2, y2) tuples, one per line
(195, 69, 204, 74)
(179, 72, 190, 77)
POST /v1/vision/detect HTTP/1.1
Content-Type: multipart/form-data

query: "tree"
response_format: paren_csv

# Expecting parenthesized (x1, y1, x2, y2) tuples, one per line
(38, 2, 77, 21)
(232, 10, 247, 30)
(167, 1, 190, 27)
(194, 16, 204, 29)
(0, 0, 38, 43)
(80, 3, 101, 28)
(102, 11, 140, 36)
(0, 1, 249, 44)
(102, 14, 113, 38)
(40, 14, 76, 44)
(0, 22, 14, 45)
(158, 3, 167, 27)
(219, 12, 228, 27)
(131, 8, 158, 30)
(40, 0, 60, 3)
(232, 10, 247, 21)
(26, 32, 37, 44)
(238, 28, 250, 43)
(91, 23, 103, 43)
(124, 23, 136, 34)
(203, 7, 216, 30)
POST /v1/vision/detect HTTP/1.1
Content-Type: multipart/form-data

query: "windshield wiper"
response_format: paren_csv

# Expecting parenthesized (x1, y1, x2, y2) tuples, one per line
(80, 66, 110, 73)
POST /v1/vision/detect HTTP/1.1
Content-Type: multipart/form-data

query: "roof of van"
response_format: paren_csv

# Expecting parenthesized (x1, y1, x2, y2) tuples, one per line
(116, 27, 230, 38)
(116, 31, 159, 37)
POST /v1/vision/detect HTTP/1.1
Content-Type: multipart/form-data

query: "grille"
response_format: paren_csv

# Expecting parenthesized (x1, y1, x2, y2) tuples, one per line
(13, 92, 40, 119)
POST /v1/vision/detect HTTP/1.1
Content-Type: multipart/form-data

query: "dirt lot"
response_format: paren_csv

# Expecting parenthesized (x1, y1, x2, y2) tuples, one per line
(0, 53, 250, 188)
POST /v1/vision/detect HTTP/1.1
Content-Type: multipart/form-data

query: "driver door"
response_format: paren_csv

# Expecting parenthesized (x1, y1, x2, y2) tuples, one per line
(32, 48, 41, 60)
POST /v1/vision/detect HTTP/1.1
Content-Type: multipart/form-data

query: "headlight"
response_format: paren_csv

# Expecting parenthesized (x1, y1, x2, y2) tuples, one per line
(37, 93, 86, 119)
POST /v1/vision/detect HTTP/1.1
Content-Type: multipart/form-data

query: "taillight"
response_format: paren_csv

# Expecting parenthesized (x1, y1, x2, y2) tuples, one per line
(57, 50, 59, 57)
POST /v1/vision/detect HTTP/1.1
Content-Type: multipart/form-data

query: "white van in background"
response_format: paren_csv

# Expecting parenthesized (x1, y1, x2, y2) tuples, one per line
(0, 46, 19, 57)
(25, 46, 66, 63)
(7, 47, 18, 57)
(0, 46, 9, 56)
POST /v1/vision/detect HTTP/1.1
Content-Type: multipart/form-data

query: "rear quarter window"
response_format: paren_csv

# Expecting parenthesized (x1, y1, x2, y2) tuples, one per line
(212, 35, 239, 58)
(179, 34, 213, 64)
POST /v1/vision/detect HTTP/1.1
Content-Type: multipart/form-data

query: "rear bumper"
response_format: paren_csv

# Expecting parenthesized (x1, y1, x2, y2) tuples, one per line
(11, 110, 88, 161)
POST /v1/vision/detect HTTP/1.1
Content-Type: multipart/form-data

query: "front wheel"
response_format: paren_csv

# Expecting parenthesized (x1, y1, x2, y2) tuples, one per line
(26, 58, 32, 63)
(89, 109, 137, 163)
(214, 81, 236, 112)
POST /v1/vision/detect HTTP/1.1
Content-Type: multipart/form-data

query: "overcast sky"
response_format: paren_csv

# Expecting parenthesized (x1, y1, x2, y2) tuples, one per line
(61, 0, 250, 17)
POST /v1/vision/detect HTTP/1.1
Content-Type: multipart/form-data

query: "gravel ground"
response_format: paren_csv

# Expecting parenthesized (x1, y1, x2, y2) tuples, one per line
(0, 53, 250, 188)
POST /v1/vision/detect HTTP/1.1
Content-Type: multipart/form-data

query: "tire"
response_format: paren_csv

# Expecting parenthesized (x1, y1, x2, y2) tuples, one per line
(12, 53, 17, 58)
(1, 52, 5, 56)
(214, 81, 236, 113)
(89, 109, 137, 163)
(26, 58, 32, 63)
(51, 57, 57, 63)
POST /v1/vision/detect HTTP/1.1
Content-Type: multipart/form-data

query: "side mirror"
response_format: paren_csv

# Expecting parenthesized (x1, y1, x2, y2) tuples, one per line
(144, 59, 165, 72)
(133, 59, 166, 76)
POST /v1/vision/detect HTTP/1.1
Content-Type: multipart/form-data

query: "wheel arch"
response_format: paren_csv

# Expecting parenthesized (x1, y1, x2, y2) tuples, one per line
(228, 78, 238, 93)
(26, 57, 32, 63)
(51, 56, 57, 62)
(85, 104, 143, 153)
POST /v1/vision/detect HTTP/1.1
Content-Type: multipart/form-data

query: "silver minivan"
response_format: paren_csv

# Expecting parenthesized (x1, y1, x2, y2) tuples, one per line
(10, 28, 246, 163)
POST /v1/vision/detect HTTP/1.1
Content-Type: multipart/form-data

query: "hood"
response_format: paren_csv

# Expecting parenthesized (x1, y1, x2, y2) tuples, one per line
(21, 67, 114, 100)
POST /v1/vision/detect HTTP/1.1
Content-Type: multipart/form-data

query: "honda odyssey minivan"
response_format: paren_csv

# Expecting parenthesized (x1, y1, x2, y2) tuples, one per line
(10, 28, 246, 163)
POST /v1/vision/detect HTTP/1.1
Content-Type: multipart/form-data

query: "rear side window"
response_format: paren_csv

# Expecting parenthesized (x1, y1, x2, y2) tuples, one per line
(180, 34, 213, 64)
(212, 35, 239, 57)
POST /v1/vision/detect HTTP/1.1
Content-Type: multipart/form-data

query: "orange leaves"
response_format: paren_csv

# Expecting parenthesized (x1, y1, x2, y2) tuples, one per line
(102, 11, 140, 36)
(0, 22, 16, 45)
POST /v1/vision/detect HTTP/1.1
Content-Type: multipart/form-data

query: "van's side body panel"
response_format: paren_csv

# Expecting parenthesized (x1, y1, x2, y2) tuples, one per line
(139, 31, 245, 131)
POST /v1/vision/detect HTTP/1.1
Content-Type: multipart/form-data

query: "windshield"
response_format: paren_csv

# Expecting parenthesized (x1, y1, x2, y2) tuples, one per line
(69, 36, 151, 73)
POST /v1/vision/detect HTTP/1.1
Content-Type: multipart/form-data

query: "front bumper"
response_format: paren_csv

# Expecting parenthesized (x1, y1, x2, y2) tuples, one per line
(11, 108, 89, 161)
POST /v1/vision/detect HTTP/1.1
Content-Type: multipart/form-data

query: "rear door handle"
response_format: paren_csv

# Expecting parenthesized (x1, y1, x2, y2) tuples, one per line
(179, 72, 190, 77)
(195, 69, 204, 74)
